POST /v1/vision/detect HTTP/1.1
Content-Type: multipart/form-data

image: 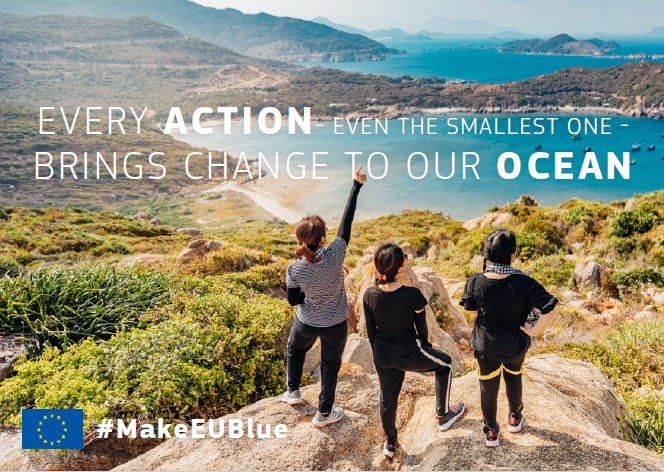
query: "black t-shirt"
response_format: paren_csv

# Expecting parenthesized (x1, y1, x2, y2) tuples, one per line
(461, 273, 558, 361)
(363, 285, 429, 347)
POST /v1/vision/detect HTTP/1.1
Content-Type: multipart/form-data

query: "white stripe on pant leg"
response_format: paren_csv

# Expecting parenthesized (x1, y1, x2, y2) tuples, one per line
(445, 368, 452, 414)
(416, 339, 451, 367)
(416, 339, 452, 414)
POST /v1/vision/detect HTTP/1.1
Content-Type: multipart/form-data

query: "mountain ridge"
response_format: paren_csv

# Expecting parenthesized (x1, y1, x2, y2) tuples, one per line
(0, 1, 400, 62)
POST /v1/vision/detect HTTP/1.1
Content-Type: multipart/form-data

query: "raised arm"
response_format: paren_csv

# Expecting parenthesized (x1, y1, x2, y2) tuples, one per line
(336, 166, 367, 244)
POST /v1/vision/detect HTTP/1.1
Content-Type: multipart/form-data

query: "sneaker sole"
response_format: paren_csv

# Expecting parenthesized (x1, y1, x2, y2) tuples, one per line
(382, 447, 395, 459)
(280, 398, 302, 405)
(312, 415, 343, 427)
(438, 405, 466, 431)
(486, 438, 500, 447)
(508, 418, 524, 433)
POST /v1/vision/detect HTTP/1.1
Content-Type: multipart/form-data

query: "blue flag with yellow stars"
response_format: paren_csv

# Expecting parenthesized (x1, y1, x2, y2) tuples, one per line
(22, 409, 84, 449)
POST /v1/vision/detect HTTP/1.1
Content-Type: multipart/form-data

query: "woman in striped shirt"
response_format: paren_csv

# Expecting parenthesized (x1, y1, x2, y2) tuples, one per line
(281, 166, 367, 428)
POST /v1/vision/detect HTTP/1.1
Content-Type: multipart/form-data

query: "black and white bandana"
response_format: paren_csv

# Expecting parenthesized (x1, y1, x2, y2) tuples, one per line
(484, 263, 540, 324)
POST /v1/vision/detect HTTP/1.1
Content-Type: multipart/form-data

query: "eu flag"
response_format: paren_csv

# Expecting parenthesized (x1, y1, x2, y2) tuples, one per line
(22, 409, 83, 450)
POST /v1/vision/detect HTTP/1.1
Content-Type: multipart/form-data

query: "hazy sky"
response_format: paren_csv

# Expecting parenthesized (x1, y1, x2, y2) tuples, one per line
(193, 0, 664, 35)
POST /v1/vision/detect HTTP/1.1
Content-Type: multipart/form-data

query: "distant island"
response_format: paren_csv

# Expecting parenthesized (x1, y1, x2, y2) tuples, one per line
(501, 33, 621, 56)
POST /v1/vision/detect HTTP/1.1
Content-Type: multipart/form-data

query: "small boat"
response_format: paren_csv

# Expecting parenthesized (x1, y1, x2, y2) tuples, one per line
(572, 133, 581, 140)
(647, 145, 656, 151)
(632, 143, 641, 151)
(661, 155, 664, 160)
(582, 146, 592, 153)
(630, 159, 637, 165)
(535, 144, 542, 150)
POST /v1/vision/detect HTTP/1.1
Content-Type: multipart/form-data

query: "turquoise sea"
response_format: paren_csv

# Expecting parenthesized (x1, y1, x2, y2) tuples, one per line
(178, 40, 664, 221)
(304, 37, 664, 84)
(176, 114, 664, 221)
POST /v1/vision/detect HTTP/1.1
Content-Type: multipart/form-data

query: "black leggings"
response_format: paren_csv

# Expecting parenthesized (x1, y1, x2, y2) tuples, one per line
(286, 317, 348, 413)
(477, 355, 525, 433)
(374, 338, 453, 444)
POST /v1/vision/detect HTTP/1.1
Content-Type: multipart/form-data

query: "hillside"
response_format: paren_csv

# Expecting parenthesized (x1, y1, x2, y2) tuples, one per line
(312, 17, 431, 41)
(199, 62, 664, 119)
(1, 190, 664, 469)
(0, 1, 400, 62)
(502, 34, 622, 56)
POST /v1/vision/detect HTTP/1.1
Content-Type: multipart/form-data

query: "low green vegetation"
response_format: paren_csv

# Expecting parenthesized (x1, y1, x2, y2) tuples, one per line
(611, 268, 663, 288)
(536, 320, 664, 455)
(0, 264, 172, 352)
(0, 277, 292, 426)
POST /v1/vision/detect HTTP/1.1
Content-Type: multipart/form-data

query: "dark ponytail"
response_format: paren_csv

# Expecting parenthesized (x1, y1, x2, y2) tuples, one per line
(374, 243, 405, 285)
(483, 229, 517, 270)
(295, 215, 326, 263)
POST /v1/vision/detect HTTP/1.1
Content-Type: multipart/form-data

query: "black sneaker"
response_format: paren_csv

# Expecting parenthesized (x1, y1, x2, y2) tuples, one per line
(437, 402, 465, 431)
(508, 413, 524, 433)
(485, 428, 500, 447)
(382, 440, 400, 459)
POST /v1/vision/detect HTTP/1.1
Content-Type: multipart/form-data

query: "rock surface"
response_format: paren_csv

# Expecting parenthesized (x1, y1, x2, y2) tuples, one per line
(0, 335, 28, 381)
(175, 239, 227, 264)
(400, 242, 418, 260)
(176, 228, 203, 237)
(575, 260, 613, 290)
(412, 267, 471, 341)
(115, 356, 664, 471)
(481, 212, 512, 228)
(0, 425, 161, 471)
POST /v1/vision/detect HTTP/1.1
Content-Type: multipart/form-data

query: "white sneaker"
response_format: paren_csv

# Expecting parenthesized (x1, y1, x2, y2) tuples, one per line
(508, 414, 524, 433)
(280, 390, 302, 405)
(382, 440, 400, 459)
(312, 407, 344, 427)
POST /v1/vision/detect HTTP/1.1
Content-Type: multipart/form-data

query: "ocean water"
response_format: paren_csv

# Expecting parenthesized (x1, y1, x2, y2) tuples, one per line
(175, 114, 664, 221)
(303, 37, 664, 84)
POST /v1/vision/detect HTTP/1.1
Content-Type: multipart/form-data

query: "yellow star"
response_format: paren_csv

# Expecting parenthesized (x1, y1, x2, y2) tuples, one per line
(43, 440, 47, 443)
(50, 414, 53, 418)
(43, 415, 47, 420)
(57, 416, 61, 420)
(50, 442, 53, 445)
(39, 421, 42, 425)
(64, 428, 67, 432)
(62, 421, 66, 425)
(39, 435, 42, 439)
(62, 434, 66, 439)
(57, 440, 61, 443)
(37, 428, 40, 432)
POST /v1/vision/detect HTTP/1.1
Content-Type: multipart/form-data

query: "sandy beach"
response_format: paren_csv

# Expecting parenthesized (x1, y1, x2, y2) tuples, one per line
(201, 181, 303, 224)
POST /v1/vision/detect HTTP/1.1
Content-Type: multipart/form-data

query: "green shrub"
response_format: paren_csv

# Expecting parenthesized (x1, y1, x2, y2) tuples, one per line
(0, 285, 292, 426)
(563, 207, 592, 225)
(220, 261, 288, 291)
(540, 320, 664, 455)
(0, 255, 20, 276)
(611, 208, 661, 238)
(0, 207, 8, 220)
(406, 235, 430, 255)
(180, 245, 274, 277)
(516, 231, 538, 260)
(611, 268, 662, 288)
(0, 264, 172, 352)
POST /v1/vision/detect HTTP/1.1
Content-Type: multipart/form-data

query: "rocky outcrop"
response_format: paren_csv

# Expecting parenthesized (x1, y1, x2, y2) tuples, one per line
(574, 259, 613, 290)
(0, 425, 161, 471)
(132, 212, 154, 223)
(351, 261, 463, 372)
(515, 195, 538, 206)
(400, 242, 418, 260)
(176, 228, 203, 237)
(148, 218, 163, 227)
(115, 356, 664, 471)
(481, 212, 512, 228)
(175, 239, 228, 264)
(0, 335, 28, 381)
(463, 217, 483, 231)
(412, 267, 471, 341)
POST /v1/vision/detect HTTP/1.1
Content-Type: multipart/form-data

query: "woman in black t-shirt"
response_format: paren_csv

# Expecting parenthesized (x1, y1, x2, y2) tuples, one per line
(364, 243, 465, 459)
(461, 229, 558, 447)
